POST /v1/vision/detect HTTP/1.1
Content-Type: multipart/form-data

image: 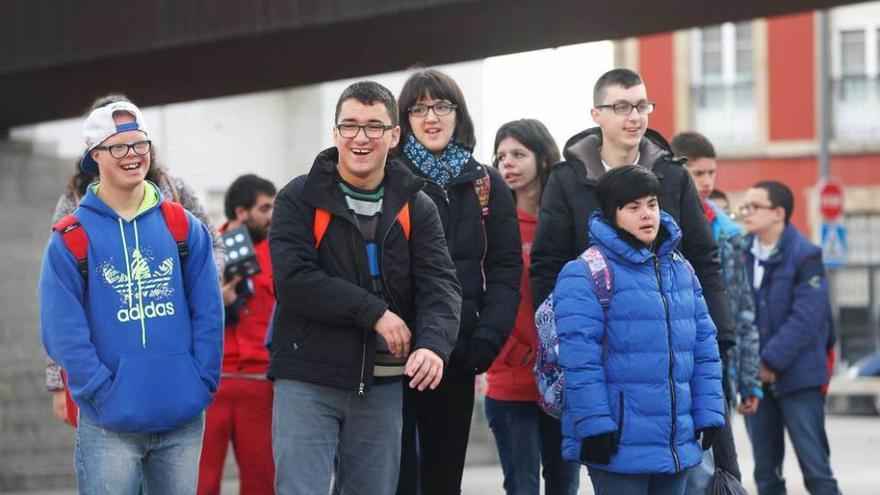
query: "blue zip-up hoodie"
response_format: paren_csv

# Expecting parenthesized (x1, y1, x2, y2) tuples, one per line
(39, 182, 223, 433)
(555, 211, 724, 474)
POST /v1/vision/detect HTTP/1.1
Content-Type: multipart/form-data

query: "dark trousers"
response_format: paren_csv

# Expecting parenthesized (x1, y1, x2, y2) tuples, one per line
(744, 386, 840, 495)
(588, 467, 689, 495)
(484, 397, 580, 495)
(397, 369, 475, 495)
(713, 400, 741, 481)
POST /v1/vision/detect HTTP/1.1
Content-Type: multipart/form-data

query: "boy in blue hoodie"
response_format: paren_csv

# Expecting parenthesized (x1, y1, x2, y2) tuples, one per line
(39, 100, 223, 494)
(554, 165, 725, 495)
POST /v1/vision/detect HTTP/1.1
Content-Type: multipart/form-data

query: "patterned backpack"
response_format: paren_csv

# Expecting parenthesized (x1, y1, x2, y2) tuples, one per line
(534, 246, 613, 419)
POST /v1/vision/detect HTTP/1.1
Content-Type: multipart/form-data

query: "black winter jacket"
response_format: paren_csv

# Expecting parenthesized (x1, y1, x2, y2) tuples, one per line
(400, 155, 522, 367)
(268, 148, 462, 393)
(530, 127, 736, 349)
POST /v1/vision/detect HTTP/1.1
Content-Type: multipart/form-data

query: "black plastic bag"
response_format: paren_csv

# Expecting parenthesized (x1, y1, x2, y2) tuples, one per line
(707, 468, 748, 495)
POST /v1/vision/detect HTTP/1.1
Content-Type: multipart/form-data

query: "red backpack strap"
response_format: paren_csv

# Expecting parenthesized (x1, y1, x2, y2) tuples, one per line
(60, 370, 79, 428)
(397, 203, 411, 240)
(52, 214, 89, 281)
(160, 200, 190, 260)
(314, 208, 332, 249)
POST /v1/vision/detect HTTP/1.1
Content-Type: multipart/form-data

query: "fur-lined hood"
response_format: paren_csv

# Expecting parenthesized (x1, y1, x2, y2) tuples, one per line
(561, 127, 679, 182)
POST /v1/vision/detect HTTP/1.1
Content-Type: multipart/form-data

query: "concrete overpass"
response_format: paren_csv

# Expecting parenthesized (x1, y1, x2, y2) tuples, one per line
(0, 0, 860, 129)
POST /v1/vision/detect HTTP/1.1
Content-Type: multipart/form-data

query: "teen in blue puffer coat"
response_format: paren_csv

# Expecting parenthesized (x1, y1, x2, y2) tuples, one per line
(554, 165, 725, 495)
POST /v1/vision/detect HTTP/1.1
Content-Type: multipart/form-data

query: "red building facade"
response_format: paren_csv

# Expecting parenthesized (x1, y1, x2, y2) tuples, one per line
(620, 8, 880, 238)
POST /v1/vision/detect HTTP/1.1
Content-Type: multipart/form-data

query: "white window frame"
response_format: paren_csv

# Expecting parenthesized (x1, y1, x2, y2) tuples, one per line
(690, 22, 756, 145)
(830, 15, 880, 142)
(831, 22, 878, 79)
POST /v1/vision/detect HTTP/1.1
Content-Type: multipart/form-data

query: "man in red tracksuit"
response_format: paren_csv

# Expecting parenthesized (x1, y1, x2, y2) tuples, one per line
(198, 174, 277, 495)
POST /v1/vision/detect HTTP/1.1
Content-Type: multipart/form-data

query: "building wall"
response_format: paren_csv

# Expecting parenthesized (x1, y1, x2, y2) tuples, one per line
(0, 142, 77, 491)
(639, 33, 676, 139)
(767, 12, 816, 142)
(626, 7, 880, 239)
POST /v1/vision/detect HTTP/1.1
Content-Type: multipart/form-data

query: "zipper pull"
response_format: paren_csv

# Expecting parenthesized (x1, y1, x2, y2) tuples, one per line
(358, 382, 365, 397)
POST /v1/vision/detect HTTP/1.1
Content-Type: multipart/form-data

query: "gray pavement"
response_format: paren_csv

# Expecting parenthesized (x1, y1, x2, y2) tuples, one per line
(11, 414, 878, 494)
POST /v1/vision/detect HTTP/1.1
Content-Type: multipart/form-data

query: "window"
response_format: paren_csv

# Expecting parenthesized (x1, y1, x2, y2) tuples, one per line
(839, 29, 866, 101)
(691, 22, 756, 145)
(831, 21, 880, 140)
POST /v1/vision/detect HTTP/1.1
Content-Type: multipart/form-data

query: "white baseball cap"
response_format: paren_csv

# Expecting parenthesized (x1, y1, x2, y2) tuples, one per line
(80, 101, 150, 174)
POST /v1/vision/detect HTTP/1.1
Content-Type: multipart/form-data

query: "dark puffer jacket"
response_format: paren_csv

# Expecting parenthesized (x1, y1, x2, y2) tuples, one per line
(268, 148, 462, 393)
(530, 127, 735, 350)
(400, 155, 522, 367)
(745, 223, 835, 395)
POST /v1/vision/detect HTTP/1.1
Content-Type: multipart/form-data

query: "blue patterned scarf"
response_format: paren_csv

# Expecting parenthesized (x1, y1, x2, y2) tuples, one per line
(402, 133, 472, 189)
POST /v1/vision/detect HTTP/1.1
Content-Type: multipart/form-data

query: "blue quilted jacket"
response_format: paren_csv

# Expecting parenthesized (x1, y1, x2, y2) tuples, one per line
(554, 211, 725, 474)
(744, 223, 835, 394)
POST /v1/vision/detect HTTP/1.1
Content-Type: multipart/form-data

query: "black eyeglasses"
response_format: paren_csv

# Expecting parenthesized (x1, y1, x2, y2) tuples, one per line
(94, 140, 151, 159)
(336, 123, 395, 139)
(595, 100, 656, 116)
(739, 202, 775, 215)
(408, 102, 457, 117)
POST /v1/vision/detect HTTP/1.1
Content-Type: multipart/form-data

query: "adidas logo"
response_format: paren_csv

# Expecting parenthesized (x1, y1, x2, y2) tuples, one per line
(117, 301, 176, 323)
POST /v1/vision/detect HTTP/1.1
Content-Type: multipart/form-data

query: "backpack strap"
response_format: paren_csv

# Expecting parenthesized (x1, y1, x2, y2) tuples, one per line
(52, 214, 89, 281)
(52, 202, 191, 282)
(473, 165, 491, 218)
(314, 208, 332, 249)
(159, 200, 190, 260)
(578, 246, 613, 310)
(474, 165, 492, 288)
(397, 203, 411, 240)
(314, 203, 411, 250)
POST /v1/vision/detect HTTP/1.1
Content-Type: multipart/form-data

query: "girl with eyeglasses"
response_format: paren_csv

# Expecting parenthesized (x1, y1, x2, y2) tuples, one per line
(394, 68, 522, 495)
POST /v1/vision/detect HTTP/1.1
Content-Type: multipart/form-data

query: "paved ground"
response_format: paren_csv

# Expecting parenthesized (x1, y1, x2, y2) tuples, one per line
(461, 414, 879, 495)
(13, 414, 878, 494)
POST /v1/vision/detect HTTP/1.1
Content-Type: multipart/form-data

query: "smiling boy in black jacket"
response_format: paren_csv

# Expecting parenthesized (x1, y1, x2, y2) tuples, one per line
(268, 81, 461, 495)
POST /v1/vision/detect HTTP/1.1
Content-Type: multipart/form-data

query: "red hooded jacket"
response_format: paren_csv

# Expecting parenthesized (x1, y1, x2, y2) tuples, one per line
(220, 224, 274, 375)
(486, 209, 540, 401)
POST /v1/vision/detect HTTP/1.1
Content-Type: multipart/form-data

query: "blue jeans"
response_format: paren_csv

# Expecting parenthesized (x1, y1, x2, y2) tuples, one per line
(74, 412, 205, 494)
(685, 447, 714, 495)
(273, 379, 402, 495)
(588, 467, 689, 495)
(744, 386, 840, 495)
(484, 397, 579, 495)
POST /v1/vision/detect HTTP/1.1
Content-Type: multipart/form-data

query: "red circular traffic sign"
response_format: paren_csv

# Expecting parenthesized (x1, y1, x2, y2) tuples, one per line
(819, 181, 844, 221)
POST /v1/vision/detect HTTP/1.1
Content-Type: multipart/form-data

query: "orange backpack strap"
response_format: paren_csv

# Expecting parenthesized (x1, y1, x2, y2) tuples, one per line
(52, 214, 89, 280)
(314, 208, 332, 249)
(314, 203, 409, 249)
(159, 200, 190, 260)
(397, 203, 411, 240)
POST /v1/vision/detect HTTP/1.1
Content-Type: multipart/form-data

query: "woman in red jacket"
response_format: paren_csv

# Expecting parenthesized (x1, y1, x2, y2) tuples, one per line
(486, 119, 580, 494)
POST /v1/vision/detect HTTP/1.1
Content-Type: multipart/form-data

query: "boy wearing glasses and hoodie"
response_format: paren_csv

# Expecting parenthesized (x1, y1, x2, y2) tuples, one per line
(39, 101, 223, 494)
